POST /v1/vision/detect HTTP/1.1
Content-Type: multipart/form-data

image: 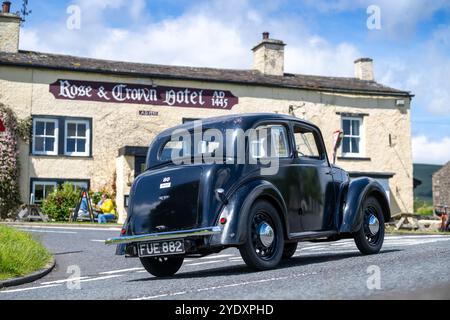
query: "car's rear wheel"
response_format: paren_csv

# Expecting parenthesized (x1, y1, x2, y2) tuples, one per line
(239, 200, 284, 270)
(353, 196, 385, 255)
(139, 256, 184, 277)
(282, 242, 298, 259)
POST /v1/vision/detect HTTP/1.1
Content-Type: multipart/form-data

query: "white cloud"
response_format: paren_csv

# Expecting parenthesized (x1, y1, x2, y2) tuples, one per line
(19, 0, 361, 77)
(412, 135, 450, 165)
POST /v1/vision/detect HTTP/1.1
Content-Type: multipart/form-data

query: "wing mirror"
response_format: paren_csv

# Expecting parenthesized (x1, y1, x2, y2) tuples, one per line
(332, 130, 343, 164)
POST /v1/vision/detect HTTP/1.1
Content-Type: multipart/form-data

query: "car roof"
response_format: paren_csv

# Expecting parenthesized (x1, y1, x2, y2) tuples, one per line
(157, 113, 319, 137)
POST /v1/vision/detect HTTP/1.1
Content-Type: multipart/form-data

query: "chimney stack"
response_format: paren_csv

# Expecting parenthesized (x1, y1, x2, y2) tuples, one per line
(0, 1, 20, 53)
(252, 32, 286, 76)
(354, 58, 374, 81)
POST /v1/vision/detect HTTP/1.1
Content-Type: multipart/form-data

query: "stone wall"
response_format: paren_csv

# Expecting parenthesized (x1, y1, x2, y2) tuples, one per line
(0, 65, 414, 223)
(433, 162, 450, 206)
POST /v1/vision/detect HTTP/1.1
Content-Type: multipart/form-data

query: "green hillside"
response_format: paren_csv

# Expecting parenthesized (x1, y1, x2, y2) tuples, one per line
(413, 163, 442, 204)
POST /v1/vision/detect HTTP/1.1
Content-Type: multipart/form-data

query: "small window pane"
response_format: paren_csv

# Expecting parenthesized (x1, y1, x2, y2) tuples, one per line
(35, 121, 45, 135)
(77, 124, 86, 137)
(352, 120, 360, 135)
(342, 137, 350, 153)
(77, 139, 86, 153)
(34, 185, 44, 201)
(45, 185, 55, 196)
(35, 137, 44, 151)
(343, 120, 351, 135)
(67, 138, 76, 152)
(44, 138, 55, 152)
(351, 138, 360, 153)
(46, 122, 55, 135)
(67, 123, 77, 137)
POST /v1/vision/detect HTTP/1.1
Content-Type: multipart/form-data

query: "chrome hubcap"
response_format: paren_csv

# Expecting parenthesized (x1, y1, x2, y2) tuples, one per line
(258, 222, 274, 247)
(367, 214, 380, 236)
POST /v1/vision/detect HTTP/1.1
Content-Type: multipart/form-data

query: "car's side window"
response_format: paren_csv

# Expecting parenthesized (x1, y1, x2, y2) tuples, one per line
(250, 124, 290, 159)
(293, 125, 321, 159)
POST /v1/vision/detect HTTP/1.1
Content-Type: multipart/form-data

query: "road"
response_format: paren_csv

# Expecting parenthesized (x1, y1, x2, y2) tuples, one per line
(1, 224, 450, 300)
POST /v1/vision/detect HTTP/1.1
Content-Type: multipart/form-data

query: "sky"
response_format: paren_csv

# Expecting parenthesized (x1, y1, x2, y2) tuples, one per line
(9, 0, 450, 165)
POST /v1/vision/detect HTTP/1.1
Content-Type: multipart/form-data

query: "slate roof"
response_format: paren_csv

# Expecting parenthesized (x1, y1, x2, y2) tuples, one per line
(0, 50, 412, 97)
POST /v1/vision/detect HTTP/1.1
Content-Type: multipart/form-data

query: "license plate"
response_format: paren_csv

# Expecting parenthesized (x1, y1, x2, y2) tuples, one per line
(137, 240, 185, 257)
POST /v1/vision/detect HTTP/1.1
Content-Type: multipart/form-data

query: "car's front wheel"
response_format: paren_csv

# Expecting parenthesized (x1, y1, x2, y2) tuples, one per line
(140, 256, 184, 277)
(353, 196, 385, 255)
(239, 200, 284, 270)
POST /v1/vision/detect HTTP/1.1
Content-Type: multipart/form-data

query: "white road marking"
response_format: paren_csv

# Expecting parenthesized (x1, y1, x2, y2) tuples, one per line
(1, 284, 61, 293)
(40, 277, 90, 285)
(186, 260, 226, 266)
(99, 268, 144, 275)
(78, 275, 123, 283)
(132, 271, 317, 300)
(90, 240, 105, 243)
(131, 291, 187, 300)
(16, 228, 77, 234)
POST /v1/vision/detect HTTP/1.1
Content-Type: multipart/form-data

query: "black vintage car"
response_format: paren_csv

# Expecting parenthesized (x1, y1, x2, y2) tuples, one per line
(106, 113, 389, 277)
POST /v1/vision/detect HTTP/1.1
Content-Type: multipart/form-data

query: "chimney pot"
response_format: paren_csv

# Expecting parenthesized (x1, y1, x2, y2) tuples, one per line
(2, 1, 11, 13)
(262, 32, 269, 40)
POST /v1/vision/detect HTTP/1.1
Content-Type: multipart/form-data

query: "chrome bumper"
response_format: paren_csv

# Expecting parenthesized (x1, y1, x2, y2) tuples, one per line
(105, 226, 222, 245)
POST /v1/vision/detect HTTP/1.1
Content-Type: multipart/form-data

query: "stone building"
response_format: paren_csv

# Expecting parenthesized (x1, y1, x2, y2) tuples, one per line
(432, 161, 450, 207)
(0, 5, 414, 223)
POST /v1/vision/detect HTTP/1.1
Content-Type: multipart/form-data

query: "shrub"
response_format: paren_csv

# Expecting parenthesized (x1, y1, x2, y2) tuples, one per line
(41, 183, 80, 221)
(0, 103, 22, 219)
(417, 205, 434, 215)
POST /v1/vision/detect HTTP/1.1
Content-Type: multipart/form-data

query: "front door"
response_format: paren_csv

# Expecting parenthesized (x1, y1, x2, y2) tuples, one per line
(291, 123, 336, 231)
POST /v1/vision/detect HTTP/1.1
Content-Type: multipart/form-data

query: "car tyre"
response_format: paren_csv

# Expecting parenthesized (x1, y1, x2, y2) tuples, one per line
(239, 200, 284, 270)
(353, 196, 385, 255)
(140, 256, 184, 277)
(282, 242, 298, 259)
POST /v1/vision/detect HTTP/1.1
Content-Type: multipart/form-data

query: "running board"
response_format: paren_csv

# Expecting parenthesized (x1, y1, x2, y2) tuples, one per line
(288, 230, 338, 241)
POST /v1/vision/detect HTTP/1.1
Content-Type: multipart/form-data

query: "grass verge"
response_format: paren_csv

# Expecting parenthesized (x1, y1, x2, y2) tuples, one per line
(385, 225, 448, 235)
(0, 225, 52, 281)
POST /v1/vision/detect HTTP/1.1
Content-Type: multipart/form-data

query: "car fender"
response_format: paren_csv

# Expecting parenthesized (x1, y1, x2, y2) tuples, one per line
(210, 180, 288, 246)
(339, 177, 391, 233)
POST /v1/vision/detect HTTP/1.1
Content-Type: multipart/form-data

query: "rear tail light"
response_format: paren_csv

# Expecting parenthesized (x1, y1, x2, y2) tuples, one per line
(219, 217, 227, 225)
(120, 228, 127, 235)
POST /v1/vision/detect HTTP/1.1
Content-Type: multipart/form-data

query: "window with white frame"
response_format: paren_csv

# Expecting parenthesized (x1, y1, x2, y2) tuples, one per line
(32, 118, 58, 155)
(341, 116, 363, 157)
(32, 181, 57, 204)
(65, 120, 90, 156)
